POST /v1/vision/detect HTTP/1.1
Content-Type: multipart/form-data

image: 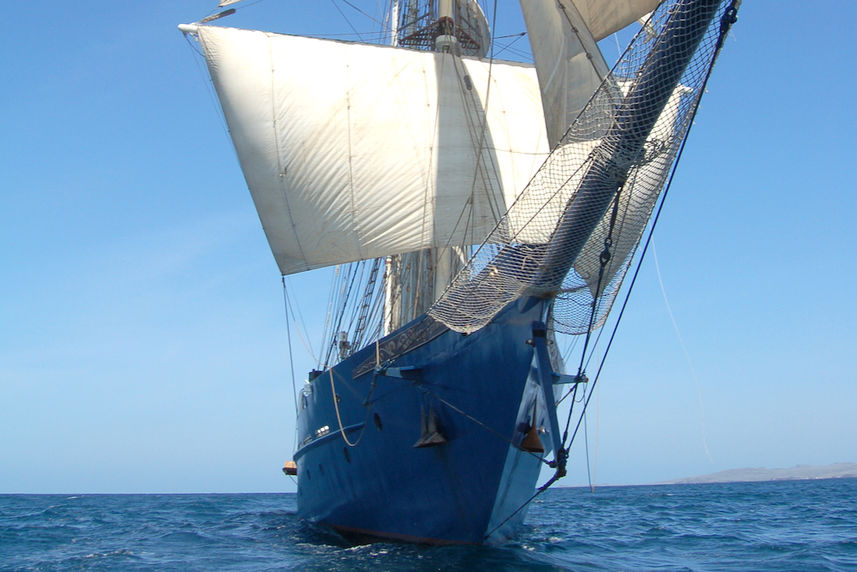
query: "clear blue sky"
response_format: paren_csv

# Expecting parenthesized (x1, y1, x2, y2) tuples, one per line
(1, 1, 854, 494)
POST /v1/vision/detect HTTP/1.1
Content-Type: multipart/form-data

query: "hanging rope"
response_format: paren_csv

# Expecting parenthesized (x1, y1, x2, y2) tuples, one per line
(328, 369, 369, 447)
(282, 277, 299, 419)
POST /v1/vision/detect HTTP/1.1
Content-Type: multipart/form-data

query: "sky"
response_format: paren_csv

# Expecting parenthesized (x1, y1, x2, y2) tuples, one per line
(1, 1, 855, 494)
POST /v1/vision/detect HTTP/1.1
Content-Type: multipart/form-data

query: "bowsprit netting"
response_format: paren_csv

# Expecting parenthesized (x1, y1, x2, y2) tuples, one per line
(429, 0, 734, 335)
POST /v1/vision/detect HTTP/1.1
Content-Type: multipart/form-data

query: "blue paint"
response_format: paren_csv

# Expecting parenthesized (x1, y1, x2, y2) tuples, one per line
(293, 297, 555, 544)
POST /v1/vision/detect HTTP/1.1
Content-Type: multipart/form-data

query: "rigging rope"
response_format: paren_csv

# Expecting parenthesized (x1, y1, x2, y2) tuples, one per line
(330, 0, 369, 43)
(328, 369, 369, 447)
(284, 285, 319, 363)
(465, 0, 502, 242)
(652, 241, 714, 462)
(571, 182, 624, 389)
(583, 408, 594, 492)
(562, 0, 737, 457)
(482, 463, 565, 541)
(282, 277, 299, 419)
(485, 1, 741, 536)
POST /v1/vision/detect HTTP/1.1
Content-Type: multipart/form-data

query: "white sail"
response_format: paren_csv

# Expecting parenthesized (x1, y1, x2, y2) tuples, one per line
(197, 26, 549, 275)
(520, 0, 661, 146)
(571, 0, 663, 41)
(572, 83, 691, 296)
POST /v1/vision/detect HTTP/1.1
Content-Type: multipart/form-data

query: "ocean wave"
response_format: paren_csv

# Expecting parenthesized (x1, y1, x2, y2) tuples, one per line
(1, 480, 855, 570)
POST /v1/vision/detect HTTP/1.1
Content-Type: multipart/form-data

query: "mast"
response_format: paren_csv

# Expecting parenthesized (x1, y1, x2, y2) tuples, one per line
(382, 0, 491, 334)
(390, 0, 400, 46)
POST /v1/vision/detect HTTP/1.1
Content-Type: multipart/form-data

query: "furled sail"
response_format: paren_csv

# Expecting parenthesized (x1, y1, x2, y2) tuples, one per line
(196, 26, 548, 276)
(429, 0, 729, 334)
(520, 0, 661, 146)
(477, 81, 684, 289)
(572, 84, 690, 296)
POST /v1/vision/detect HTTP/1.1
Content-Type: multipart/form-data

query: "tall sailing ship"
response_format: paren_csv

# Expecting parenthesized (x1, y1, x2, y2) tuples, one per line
(181, 0, 739, 544)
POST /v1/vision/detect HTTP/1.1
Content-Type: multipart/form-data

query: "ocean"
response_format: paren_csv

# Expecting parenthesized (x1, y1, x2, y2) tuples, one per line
(1, 479, 855, 570)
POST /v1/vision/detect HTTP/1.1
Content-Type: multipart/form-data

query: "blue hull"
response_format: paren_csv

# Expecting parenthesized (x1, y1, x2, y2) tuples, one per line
(293, 297, 556, 544)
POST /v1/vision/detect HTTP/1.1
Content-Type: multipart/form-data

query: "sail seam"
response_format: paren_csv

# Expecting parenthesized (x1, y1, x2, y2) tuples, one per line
(265, 31, 310, 272)
(343, 52, 364, 261)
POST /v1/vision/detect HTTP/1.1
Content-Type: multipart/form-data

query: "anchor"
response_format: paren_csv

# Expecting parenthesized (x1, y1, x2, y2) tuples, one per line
(520, 401, 545, 453)
(414, 405, 447, 448)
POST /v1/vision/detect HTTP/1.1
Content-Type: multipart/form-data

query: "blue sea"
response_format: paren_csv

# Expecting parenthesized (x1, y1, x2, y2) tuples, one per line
(1, 479, 855, 570)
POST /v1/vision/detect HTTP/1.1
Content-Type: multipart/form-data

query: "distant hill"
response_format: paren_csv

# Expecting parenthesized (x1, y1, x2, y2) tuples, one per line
(669, 462, 857, 484)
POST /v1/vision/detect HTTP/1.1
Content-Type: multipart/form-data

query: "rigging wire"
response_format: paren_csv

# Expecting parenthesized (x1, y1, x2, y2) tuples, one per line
(567, 0, 741, 463)
(325, 262, 364, 366)
(465, 0, 503, 238)
(652, 241, 714, 462)
(564, 179, 625, 419)
(181, 34, 236, 155)
(593, 381, 600, 486)
(283, 281, 319, 363)
(490, 31, 528, 59)
(281, 277, 300, 425)
(339, 0, 387, 29)
(321, 265, 341, 368)
(484, 5, 743, 534)
(323, 0, 530, 338)
(485, 118, 682, 540)
(583, 407, 594, 492)
(433, 394, 553, 466)
(330, 0, 369, 43)
(562, 13, 733, 457)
